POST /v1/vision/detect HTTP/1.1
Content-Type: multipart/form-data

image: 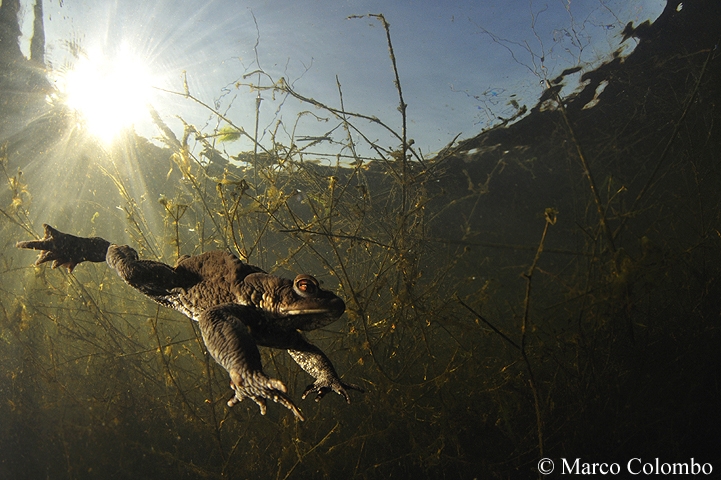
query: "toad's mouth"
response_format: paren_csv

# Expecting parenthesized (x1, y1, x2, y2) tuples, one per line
(277, 297, 346, 318)
(280, 307, 337, 316)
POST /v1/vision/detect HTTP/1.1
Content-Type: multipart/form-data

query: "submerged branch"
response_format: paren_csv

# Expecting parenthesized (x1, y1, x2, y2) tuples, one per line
(552, 85, 615, 254)
(455, 295, 520, 350)
(154, 85, 273, 158)
(614, 44, 717, 240)
(278, 227, 390, 248)
(521, 207, 556, 466)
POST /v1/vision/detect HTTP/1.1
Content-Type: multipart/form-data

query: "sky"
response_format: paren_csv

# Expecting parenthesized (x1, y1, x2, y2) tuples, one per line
(16, 0, 666, 160)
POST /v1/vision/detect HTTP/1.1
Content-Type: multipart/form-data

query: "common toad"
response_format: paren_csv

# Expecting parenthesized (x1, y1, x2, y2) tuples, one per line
(17, 224, 363, 421)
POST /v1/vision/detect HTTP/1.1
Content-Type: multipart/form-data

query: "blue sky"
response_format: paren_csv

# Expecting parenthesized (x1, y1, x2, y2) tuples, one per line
(18, 0, 665, 159)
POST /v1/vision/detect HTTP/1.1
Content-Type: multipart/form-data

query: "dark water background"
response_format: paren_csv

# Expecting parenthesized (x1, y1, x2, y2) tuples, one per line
(1, 0, 720, 478)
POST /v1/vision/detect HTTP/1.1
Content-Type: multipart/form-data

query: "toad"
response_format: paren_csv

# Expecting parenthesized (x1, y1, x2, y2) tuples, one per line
(17, 224, 363, 421)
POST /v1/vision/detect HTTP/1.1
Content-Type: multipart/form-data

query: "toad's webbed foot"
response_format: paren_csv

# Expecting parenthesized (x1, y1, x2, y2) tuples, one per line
(227, 370, 304, 421)
(16, 224, 110, 272)
(301, 376, 365, 404)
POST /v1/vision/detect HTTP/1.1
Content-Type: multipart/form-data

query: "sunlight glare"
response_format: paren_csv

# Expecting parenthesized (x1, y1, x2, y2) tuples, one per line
(62, 49, 155, 144)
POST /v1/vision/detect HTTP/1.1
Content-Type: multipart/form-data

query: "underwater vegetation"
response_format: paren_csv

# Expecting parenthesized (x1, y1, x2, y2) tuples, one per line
(1, 1, 720, 478)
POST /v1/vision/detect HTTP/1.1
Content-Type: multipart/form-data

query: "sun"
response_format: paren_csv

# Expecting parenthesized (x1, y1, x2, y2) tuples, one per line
(60, 49, 155, 144)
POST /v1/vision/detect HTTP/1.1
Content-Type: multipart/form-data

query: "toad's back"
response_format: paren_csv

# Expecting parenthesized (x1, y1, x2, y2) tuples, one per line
(163, 251, 266, 319)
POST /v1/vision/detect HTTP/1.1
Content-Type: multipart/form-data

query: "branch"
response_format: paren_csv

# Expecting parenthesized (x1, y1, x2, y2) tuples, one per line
(455, 295, 520, 350)
(521, 207, 556, 465)
(552, 84, 615, 253)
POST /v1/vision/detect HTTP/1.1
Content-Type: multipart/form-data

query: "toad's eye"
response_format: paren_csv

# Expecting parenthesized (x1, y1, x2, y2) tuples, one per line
(294, 274, 319, 297)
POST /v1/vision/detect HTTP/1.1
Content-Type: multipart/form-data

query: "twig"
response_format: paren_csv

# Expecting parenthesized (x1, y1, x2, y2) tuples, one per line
(427, 236, 592, 256)
(367, 14, 410, 214)
(552, 85, 615, 253)
(614, 44, 717, 240)
(521, 207, 556, 468)
(149, 306, 205, 426)
(455, 295, 520, 350)
(278, 227, 389, 248)
(279, 422, 340, 480)
(153, 85, 273, 158)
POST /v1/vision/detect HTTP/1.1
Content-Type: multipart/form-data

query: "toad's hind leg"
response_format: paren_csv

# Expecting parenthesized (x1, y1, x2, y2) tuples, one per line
(198, 304, 304, 421)
(106, 244, 195, 298)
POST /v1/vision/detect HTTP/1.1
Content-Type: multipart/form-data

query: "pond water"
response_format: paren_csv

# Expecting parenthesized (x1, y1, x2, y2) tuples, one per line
(0, 0, 719, 478)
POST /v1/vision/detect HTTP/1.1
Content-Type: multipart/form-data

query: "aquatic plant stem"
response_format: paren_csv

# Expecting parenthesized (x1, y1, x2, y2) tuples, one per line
(251, 11, 263, 188)
(0, 147, 35, 236)
(279, 422, 340, 480)
(153, 85, 273, 158)
(335, 75, 361, 163)
(97, 163, 161, 259)
(522, 208, 556, 469)
(368, 14, 409, 217)
(455, 295, 520, 351)
(614, 43, 716, 241)
(149, 306, 205, 426)
(553, 86, 616, 253)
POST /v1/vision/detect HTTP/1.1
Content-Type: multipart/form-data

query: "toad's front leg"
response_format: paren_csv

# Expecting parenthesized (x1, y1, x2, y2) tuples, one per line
(198, 304, 305, 421)
(253, 328, 364, 404)
(288, 346, 365, 404)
